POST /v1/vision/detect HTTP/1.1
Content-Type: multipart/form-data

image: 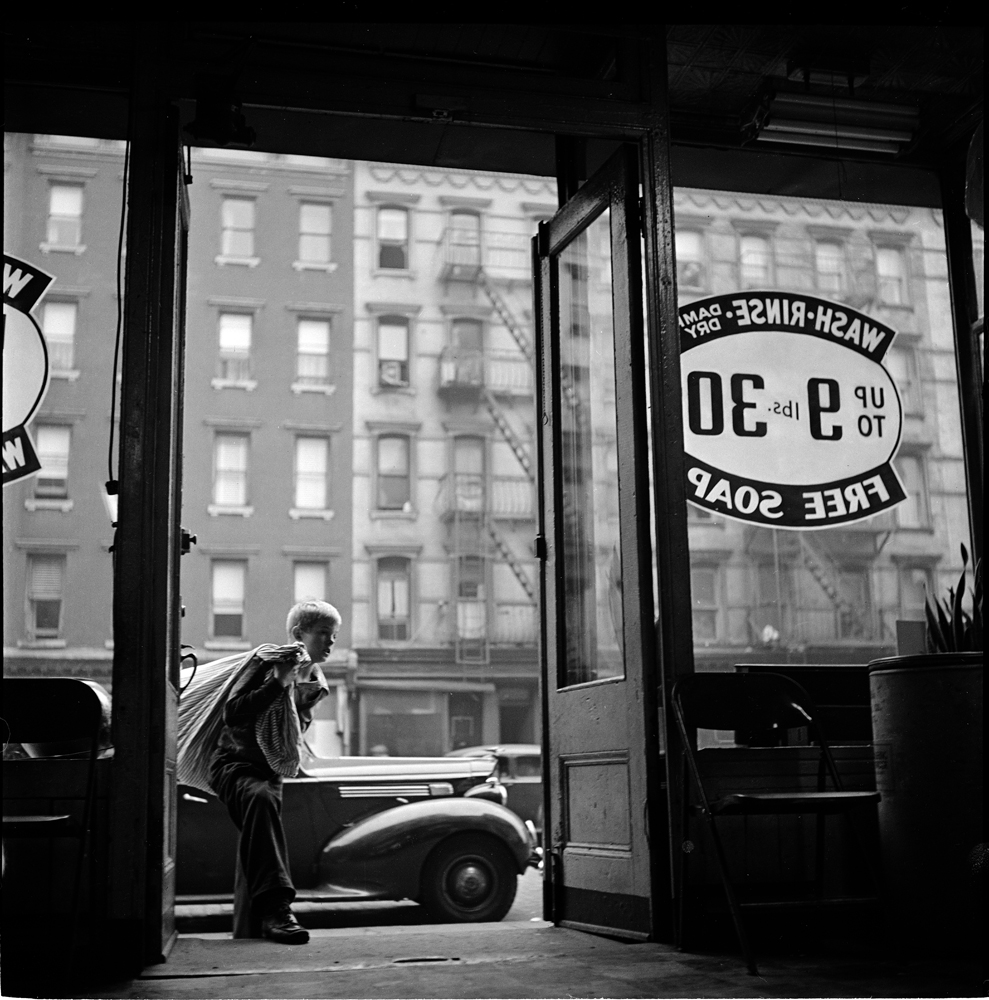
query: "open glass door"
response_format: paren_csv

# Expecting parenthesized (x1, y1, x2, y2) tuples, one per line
(535, 145, 659, 939)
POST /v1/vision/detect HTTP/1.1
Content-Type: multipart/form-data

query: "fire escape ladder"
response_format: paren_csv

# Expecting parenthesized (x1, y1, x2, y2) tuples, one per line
(482, 388, 534, 483)
(452, 499, 490, 666)
(478, 270, 534, 365)
(487, 521, 537, 604)
(797, 534, 866, 635)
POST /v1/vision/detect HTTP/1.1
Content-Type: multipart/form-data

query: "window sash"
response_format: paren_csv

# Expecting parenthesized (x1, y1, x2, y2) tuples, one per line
(377, 436, 410, 508)
(378, 321, 409, 362)
(378, 559, 411, 637)
(294, 563, 327, 603)
(211, 560, 245, 637)
(295, 437, 328, 509)
(28, 556, 64, 637)
(219, 313, 252, 351)
(815, 242, 845, 295)
(299, 203, 331, 262)
(895, 455, 928, 527)
(34, 426, 70, 496)
(876, 248, 905, 304)
(377, 207, 408, 242)
(221, 198, 255, 257)
(214, 435, 248, 505)
(739, 235, 771, 285)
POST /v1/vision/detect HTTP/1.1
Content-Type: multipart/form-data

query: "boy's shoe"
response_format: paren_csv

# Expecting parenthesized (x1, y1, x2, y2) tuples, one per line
(261, 904, 310, 944)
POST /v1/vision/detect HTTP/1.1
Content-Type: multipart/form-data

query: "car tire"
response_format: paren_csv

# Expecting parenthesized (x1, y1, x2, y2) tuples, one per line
(419, 834, 518, 922)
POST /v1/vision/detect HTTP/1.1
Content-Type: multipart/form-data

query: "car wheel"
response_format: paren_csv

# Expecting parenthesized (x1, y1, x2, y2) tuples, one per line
(419, 834, 518, 922)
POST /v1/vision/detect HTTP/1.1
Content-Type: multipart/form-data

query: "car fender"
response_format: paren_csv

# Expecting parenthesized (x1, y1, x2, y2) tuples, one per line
(317, 796, 532, 901)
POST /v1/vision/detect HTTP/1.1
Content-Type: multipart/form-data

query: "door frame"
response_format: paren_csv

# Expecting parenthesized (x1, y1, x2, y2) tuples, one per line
(534, 143, 680, 940)
(106, 80, 189, 966)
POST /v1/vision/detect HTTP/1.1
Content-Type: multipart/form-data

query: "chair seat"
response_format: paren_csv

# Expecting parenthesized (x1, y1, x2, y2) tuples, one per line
(2, 814, 76, 836)
(710, 790, 880, 815)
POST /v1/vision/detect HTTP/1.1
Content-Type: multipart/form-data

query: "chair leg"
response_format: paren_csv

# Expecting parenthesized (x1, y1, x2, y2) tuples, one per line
(702, 813, 759, 976)
(677, 755, 690, 951)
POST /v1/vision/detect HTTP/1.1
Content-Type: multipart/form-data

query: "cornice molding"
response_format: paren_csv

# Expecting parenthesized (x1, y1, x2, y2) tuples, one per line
(675, 189, 914, 226)
(368, 164, 555, 197)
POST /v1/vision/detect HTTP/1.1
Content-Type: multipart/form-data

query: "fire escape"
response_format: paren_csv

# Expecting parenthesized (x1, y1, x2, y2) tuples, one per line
(797, 533, 871, 640)
(440, 230, 538, 664)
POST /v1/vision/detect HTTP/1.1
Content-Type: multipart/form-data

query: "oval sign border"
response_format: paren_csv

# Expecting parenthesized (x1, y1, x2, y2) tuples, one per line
(679, 290, 906, 530)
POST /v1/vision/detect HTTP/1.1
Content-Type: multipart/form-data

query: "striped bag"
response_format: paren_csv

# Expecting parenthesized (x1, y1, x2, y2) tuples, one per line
(176, 645, 269, 794)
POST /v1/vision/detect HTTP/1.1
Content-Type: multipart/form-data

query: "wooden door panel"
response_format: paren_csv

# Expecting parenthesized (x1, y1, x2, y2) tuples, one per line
(536, 145, 657, 940)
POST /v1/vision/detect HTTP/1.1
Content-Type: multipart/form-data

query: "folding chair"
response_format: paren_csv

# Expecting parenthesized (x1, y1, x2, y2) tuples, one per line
(671, 671, 880, 975)
(2, 678, 112, 955)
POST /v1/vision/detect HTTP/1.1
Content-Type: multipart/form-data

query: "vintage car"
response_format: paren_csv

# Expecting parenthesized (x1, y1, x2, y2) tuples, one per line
(177, 751, 539, 922)
(445, 744, 543, 840)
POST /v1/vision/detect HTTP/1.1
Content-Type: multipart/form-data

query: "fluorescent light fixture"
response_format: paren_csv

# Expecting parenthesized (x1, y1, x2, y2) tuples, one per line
(748, 90, 919, 155)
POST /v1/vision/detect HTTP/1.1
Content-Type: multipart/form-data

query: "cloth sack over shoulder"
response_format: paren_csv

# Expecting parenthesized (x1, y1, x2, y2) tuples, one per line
(176, 644, 279, 794)
(256, 657, 330, 776)
(177, 643, 329, 793)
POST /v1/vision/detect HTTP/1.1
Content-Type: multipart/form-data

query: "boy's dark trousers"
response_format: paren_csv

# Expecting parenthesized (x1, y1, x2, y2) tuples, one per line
(210, 757, 296, 938)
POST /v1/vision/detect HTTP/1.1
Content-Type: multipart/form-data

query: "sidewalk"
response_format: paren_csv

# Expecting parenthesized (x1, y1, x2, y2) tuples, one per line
(44, 920, 984, 1000)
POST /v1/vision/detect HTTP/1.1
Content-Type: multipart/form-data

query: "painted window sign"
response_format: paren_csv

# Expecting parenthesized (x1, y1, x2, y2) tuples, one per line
(679, 291, 905, 529)
(4, 254, 55, 486)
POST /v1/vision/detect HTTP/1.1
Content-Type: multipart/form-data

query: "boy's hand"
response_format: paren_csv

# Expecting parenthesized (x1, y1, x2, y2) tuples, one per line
(258, 642, 307, 687)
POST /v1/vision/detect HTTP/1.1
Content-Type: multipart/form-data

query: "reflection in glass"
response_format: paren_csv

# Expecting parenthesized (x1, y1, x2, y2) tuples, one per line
(675, 186, 973, 705)
(558, 210, 623, 686)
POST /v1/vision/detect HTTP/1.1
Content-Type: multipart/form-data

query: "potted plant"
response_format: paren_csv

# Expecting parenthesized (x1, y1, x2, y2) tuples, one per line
(868, 545, 983, 953)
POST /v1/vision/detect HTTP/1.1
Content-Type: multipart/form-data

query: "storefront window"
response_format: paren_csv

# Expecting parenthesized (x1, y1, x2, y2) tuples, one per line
(675, 186, 972, 675)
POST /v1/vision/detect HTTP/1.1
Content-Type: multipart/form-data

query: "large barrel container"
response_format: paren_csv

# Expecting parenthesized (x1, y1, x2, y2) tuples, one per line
(868, 652, 983, 953)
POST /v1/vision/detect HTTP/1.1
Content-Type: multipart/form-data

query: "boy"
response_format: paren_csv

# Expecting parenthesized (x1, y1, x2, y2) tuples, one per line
(208, 600, 340, 944)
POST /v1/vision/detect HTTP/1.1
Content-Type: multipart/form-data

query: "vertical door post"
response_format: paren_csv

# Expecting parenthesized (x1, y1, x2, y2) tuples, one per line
(107, 40, 185, 972)
(640, 37, 694, 944)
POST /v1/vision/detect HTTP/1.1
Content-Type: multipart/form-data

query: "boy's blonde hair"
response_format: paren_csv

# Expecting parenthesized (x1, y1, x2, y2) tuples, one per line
(286, 600, 341, 636)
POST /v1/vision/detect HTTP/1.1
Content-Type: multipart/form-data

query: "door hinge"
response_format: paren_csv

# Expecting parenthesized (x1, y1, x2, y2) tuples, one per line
(180, 527, 197, 555)
(534, 534, 547, 561)
(638, 196, 646, 235)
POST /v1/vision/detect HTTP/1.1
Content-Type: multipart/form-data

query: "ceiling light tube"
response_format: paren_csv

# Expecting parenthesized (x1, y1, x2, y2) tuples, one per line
(771, 92, 919, 124)
(756, 132, 900, 155)
(764, 119, 914, 143)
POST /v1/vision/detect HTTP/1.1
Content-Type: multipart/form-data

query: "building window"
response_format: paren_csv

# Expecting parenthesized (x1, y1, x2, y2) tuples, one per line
(449, 209, 481, 266)
(26, 554, 65, 640)
(217, 313, 252, 381)
(675, 229, 706, 291)
(221, 197, 255, 258)
(838, 567, 872, 639)
(42, 301, 77, 372)
(378, 316, 410, 387)
(294, 436, 329, 511)
(377, 206, 409, 269)
(876, 246, 906, 305)
(294, 562, 327, 603)
(47, 184, 83, 248)
(814, 241, 846, 298)
(298, 201, 332, 264)
(296, 318, 331, 386)
(457, 555, 487, 641)
(886, 345, 921, 414)
(690, 565, 720, 641)
(452, 318, 483, 351)
(453, 435, 485, 511)
(739, 234, 771, 288)
(899, 564, 932, 621)
(894, 453, 930, 528)
(377, 434, 411, 510)
(211, 560, 246, 639)
(377, 556, 411, 640)
(34, 425, 70, 498)
(213, 433, 249, 507)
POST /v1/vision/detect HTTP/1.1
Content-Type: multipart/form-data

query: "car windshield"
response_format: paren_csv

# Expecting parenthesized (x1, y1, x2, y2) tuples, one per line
(514, 756, 541, 778)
